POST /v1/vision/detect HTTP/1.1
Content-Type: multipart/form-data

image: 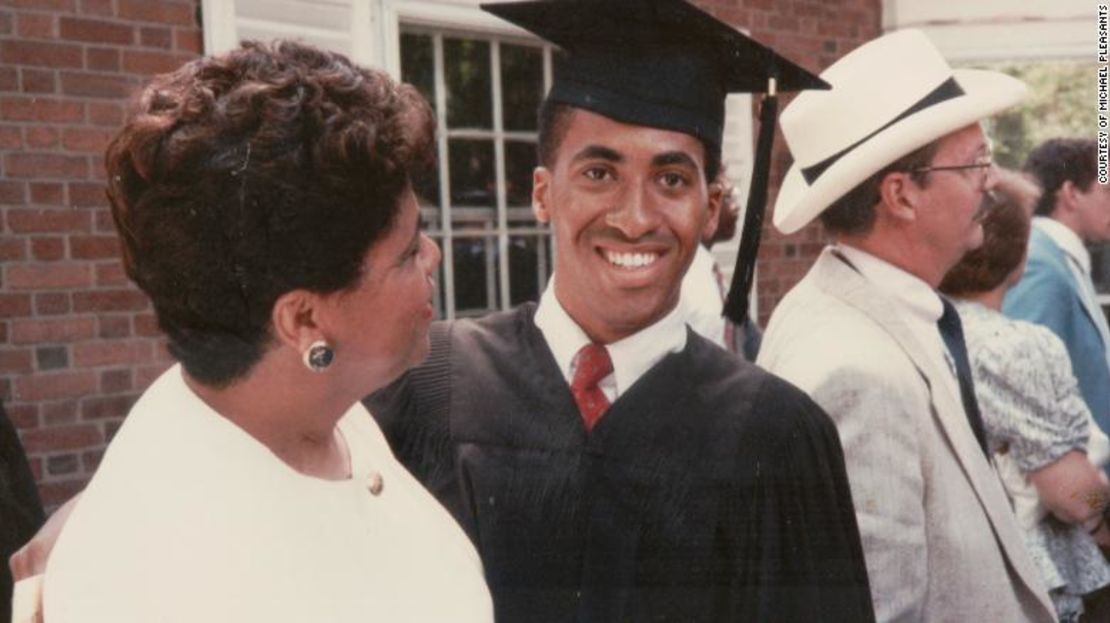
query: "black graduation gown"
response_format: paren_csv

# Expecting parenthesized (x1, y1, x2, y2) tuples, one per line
(367, 304, 874, 622)
(0, 402, 45, 623)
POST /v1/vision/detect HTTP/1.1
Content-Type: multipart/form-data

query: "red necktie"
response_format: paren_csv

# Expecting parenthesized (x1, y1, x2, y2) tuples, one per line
(570, 343, 613, 431)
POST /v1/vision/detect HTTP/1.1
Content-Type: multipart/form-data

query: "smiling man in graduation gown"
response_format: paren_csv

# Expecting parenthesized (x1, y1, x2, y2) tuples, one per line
(367, 1, 874, 621)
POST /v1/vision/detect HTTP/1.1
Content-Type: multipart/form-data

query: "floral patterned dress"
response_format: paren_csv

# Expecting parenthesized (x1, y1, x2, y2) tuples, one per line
(956, 300, 1110, 622)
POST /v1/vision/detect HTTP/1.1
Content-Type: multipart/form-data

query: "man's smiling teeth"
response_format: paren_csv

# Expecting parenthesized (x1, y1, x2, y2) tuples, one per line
(605, 250, 659, 268)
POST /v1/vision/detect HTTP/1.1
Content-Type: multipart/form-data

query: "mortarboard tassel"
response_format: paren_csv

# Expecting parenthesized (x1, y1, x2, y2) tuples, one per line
(723, 78, 778, 326)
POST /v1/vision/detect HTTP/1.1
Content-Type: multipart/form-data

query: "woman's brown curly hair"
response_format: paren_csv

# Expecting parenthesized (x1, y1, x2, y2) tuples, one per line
(106, 40, 435, 386)
(939, 170, 1037, 297)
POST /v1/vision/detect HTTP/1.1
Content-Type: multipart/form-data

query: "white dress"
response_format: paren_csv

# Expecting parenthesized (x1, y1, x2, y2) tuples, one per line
(43, 365, 493, 622)
(956, 301, 1110, 622)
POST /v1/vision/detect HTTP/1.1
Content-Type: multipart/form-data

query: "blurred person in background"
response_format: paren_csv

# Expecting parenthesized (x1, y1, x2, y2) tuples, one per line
(1005, 138, 1110, 443)
(679, 166, 763, 359)
(26, 40, 491, 623)
(0, 402, 43, 623)
(940, 168, 1110, 622)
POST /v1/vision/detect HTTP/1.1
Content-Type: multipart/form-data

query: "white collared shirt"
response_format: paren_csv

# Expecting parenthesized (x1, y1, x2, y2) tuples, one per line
(533, 275, 688, 402)
(835, 244, 962, 394)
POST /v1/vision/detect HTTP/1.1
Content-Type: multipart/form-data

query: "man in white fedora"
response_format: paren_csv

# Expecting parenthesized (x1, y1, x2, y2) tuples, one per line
(756, 30, 1057, 622)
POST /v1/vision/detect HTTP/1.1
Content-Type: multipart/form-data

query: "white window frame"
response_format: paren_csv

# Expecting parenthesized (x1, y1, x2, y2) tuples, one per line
(881, 0, 1088, 62)
(380, 2, 555, 317)
(394, 24, 555, 316)
(200, 0, 238, 57)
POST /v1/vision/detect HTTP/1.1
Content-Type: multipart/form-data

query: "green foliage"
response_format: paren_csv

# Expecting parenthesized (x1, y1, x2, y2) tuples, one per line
(961, 61, 1095, 168)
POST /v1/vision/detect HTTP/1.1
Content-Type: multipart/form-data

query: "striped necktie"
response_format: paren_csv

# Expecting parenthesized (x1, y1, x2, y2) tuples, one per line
(570, 343, 612, 431)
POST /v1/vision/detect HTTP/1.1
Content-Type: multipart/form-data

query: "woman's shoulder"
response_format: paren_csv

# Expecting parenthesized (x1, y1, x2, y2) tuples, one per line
(91, 366, 283, 486)
(1009, 318, 1071, 358)
(989, 313, 1073, 370)
(60, 365, 333, 547)
(958, 302, 1062, 362)
(79, 366, 211, 485)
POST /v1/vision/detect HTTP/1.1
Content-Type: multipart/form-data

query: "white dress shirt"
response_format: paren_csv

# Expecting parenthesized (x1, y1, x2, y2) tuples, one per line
(533, 275, 687, 402)
(835, 244, 964, 403)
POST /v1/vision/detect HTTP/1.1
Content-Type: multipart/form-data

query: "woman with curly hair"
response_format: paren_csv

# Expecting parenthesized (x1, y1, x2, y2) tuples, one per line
(940, 169, 1110, 622)
(38, 41, 492, 622)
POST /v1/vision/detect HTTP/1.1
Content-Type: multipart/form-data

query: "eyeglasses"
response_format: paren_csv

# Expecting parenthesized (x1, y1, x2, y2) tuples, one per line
(908, 156, 994, 190)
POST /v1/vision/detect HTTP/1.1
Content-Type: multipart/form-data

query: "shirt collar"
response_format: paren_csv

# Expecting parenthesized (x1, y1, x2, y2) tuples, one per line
(1034, 216, 1091, 273)
(835, 244, 944, 323)
(534, 274, 688, 397)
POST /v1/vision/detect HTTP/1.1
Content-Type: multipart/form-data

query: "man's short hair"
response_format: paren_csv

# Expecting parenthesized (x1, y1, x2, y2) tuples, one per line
(1023, 138, 1097, 217)
(818, 141, 939, 236)
(537, 99, 721, 182)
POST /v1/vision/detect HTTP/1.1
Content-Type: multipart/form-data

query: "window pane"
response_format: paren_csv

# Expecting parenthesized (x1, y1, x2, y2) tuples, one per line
(402, 33, 440, 208)
(432, 244, 446, 319)
(505, 140, 537, 207)
(506, 207, 537, 228)
(400, 33, 435, 112)
(444, 38, 492, 129)
(500, 44, 544, 131)
(509, 234, 552, 305)
(399, 28, 552, 320)
(412, 160, 441, 208)
(420, 207, 443, 236)
(448, 139, 495, 207)
(453, 235, 500, 315)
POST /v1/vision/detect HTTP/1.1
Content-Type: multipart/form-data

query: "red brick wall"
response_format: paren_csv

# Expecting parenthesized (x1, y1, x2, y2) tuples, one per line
(0, 0, 200, 509)
(0, 0, 880, 510)
(696, 0, 883, 325)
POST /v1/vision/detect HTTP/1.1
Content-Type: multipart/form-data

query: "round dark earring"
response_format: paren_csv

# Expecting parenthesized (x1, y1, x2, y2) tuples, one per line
(302, 340, 334, 373)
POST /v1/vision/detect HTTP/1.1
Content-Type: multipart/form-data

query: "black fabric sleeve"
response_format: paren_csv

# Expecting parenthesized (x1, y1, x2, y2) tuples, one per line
(732, 380, 876, 623)
(0, 402, 45, 623)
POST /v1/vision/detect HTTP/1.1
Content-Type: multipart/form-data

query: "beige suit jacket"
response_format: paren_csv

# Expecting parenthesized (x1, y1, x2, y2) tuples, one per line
(757, 248, 1055, 623)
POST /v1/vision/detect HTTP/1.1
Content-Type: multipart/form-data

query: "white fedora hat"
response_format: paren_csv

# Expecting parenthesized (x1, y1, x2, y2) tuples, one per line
(772, 29, 1027, 235)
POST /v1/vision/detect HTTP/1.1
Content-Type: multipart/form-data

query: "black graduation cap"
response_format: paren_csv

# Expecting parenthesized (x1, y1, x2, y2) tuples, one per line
(481, 0, 829, 325)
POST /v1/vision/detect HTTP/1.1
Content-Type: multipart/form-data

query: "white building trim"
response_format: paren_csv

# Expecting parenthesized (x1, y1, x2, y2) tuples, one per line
(883, 0, 1089, 62)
